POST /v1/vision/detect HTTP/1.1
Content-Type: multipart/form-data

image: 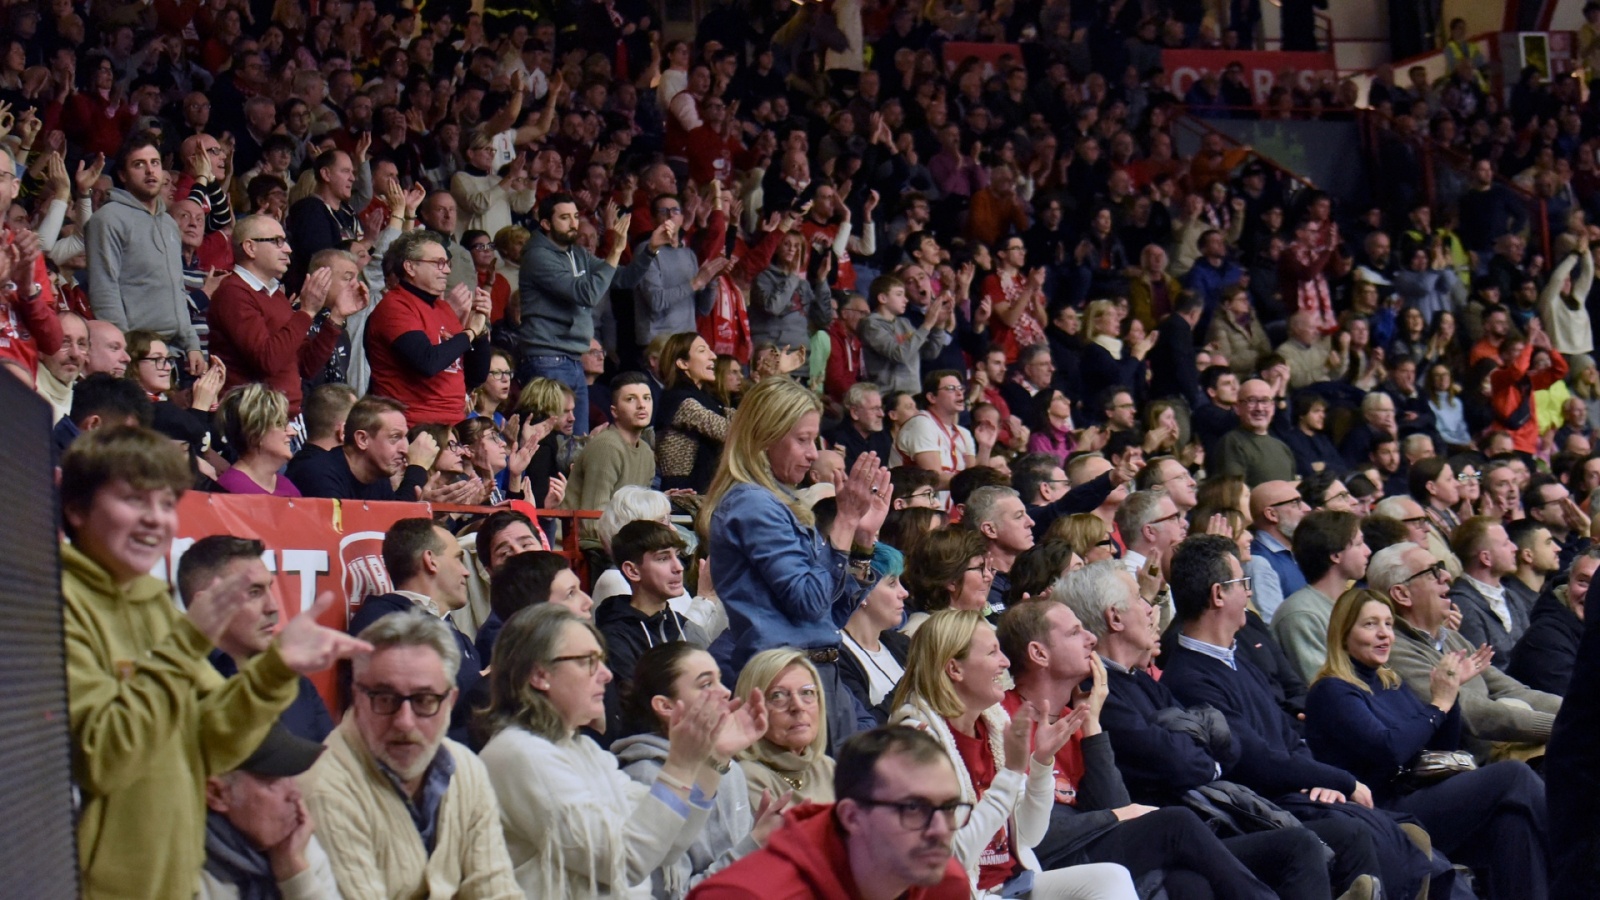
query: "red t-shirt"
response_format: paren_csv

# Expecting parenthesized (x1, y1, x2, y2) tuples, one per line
(364, 284, 468, 427)
(1001, 691, 1088, 807)
(949, 717, 1020, 890)
(800, 218, 857, 291)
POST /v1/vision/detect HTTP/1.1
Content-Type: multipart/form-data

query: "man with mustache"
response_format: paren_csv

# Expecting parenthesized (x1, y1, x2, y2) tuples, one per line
(687, 726, 970, 898)
(303, 611, 520, 898)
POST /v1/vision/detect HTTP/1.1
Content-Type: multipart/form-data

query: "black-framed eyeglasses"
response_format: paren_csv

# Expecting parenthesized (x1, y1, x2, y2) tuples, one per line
(487, 369, 514, 379)
(1403, 561, 1449, 585)
(1217, 575, 1253, 592)
(410, 256, 452, 270)
(854, 797, 975, 831)
(244, 235, 290, 246)
(1095, 539, 1115, 548)
(965, 561, 995, 576)
(1044, 478, 1071, 487)
(1268, 496, 1306, 509)
(1456, 472, 1480, 483)
(658, 206, 682, 216)
(1149, 511, 1185, 527)
(1324, 490, 1352, 505)
(550, 651, 607, 675)
(356, 686, 451, 717)
(908, 488, 937, 502)
(467, 242, 493, 251)
(1401, 515, 1430, 526)
(140, 355, 179, 369)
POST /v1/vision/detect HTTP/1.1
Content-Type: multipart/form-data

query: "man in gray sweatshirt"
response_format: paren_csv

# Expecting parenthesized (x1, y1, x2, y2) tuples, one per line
(87, 130, 204, 375)
(614, 193, 719, 348)
(518, 191, 668, 435)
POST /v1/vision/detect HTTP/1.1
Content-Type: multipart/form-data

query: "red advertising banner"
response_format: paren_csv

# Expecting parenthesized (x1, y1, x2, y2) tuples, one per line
(1162, 49, 1338, 105)
(943, 42, 1025, 78)
(162, 493, 423, 710)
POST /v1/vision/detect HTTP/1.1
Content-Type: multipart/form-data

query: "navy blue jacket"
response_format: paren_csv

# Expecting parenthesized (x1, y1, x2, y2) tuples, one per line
(1546, 587, 1600, 895)
(1161, 642, 1358, 798)
(1303, 664, 1461, 803)
(1100, 659, 1238, 804)
(209, 651, 334, 743)
(1509, 588, 1584, 695)
(347, 593, 485, 747)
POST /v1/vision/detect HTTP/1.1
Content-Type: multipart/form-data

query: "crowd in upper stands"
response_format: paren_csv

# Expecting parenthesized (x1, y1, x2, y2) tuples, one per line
(20, 0, 1600, 894)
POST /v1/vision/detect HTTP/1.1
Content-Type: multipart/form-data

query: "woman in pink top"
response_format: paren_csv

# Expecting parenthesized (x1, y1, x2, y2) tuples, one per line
(215, 384, 302, 497)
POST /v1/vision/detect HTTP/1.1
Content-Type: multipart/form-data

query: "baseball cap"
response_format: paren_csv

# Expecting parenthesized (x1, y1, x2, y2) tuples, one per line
(236, 722, 325, 778)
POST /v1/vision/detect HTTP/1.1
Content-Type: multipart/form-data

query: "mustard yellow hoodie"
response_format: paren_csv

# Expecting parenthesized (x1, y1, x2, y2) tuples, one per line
(62, 541, 299, 899)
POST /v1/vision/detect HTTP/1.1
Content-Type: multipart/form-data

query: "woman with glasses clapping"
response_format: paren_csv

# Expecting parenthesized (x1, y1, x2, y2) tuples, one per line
(479, 604, 767, 899)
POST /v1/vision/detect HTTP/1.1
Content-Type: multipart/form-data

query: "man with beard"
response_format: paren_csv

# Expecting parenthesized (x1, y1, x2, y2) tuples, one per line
(517, 192, 668, 436)
(35, 311, 87, 422)
(87, 132, 203, 376)
(1245, 480, 1310, 623)
(303, 611, 520, 897)
(829, 380, 892, 468)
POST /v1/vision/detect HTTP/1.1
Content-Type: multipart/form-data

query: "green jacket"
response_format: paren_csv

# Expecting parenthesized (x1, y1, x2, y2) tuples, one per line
(63, 541, 298, 899)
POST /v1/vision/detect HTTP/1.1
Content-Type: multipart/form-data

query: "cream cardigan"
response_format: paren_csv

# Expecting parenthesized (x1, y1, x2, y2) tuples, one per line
(300, 718, 521, 900)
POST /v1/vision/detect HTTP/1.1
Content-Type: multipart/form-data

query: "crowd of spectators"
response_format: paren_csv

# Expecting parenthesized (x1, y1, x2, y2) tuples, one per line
(20, 0, 1600, 895)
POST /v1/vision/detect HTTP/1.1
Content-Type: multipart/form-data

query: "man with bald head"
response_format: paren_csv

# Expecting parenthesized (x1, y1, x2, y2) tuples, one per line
(1214, 377, 1295, 487)
(208, 215, 365, 414)
(1246, 480, 1310, 622)
(175, 133, 234, 233)
(36, 311, 88, 422)
(85, 319, 130, 377)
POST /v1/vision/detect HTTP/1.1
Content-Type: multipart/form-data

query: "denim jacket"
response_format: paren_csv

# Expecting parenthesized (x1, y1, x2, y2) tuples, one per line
(709, 482, 873, 669)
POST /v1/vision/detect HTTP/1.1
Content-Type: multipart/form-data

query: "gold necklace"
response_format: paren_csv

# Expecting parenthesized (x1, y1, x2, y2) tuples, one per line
(777, 772, 804, 791)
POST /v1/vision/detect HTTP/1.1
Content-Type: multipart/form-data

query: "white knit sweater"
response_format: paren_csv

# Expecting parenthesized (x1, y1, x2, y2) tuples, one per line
(479, 725, 712, 900)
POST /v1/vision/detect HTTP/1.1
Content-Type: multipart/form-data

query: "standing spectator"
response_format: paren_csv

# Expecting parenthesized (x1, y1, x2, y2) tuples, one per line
(828, 381, 893, 468)
(1147, 293, 1204, 408)
(982, 237, 1047, 364)
(821, 292, 870, 401)
(619, 193, 724, 347)
(656, 333, 731, 494)
(87, 132, 202, 375)
(1459, 158, 1529, 259)
(860, 275, 953, 395)
(0, 147, 62, 379)
(702, 377, 891, 747)
(208, 215, 364, 414)
(1208, 285, 1273, 376)
(284, 149, 359, 290)
(416, 192, 475, 291)
(61, 426, 367, 899)
(302, 611, 521, 897)
(1214, 377, 1296, 486)
(564, 373, 657, 527)
(751, 229, 833, 352)
(452, 133, 535, 239)
(1539, 237, 1595, 365)
(1182, 229, 1244, 323)
(517, 192, 664, 436)
(1490, 320, 1568, 454)
(366, 230, 493, 427)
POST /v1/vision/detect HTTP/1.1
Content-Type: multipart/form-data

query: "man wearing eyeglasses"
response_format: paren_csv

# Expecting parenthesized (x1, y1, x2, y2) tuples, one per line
(1370, 542, 1561, 764)
(1245, 481, 1309, 624)
(1163, 536, 1427, 900)
(208, 216, 365, 415)
(687, 726, 970, 899)
(1115, 490, 1187, 631)
(348, 518, 485, 747)
(0, 143, 63, 382)
(1214, 377, 1295, 487)
(304, 611, 521, 898)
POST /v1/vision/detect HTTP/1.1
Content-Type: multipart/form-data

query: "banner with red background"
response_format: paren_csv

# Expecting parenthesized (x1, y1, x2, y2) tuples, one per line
(1163, 49, 1338, 105)
(161, 493, 423, 711)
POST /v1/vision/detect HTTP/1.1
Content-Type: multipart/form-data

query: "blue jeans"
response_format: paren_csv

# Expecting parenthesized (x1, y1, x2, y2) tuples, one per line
(519, 353, 590, 436)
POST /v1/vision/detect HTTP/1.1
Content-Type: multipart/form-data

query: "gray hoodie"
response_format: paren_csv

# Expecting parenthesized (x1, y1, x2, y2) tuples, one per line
(86, 189, 199, 351)
(613, 732, 759, 899)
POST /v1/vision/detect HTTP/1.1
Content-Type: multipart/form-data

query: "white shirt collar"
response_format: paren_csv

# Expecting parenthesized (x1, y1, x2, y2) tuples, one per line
(233, 264, 281, 295)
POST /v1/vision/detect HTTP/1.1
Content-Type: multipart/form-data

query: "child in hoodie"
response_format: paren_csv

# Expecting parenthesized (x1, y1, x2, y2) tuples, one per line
(598, 520, 712, 737)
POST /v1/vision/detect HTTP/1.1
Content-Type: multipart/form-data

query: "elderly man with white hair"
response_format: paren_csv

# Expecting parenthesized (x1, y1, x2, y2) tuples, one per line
(965, 484, 1035, 614)
(1367, 541, 1562, 764)
(1373, 495, 1462, 577)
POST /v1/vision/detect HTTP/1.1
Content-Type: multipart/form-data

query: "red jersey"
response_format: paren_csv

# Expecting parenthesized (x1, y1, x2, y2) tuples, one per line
(0, 238, 63, 377)
(365, 284, 470, 426)
(1001, 691, 1088, 808)
(949, 717, 1020, 890)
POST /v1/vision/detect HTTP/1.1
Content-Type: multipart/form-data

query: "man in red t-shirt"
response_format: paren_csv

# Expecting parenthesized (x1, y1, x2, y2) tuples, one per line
(0, 146, 63, 379)
(686, 96, 743, 189)
(365, 231, 493, 426)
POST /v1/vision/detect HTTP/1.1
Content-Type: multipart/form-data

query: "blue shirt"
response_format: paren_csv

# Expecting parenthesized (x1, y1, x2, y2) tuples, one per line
(378, 748, 456, 853)
(709, 482, 873, 669)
